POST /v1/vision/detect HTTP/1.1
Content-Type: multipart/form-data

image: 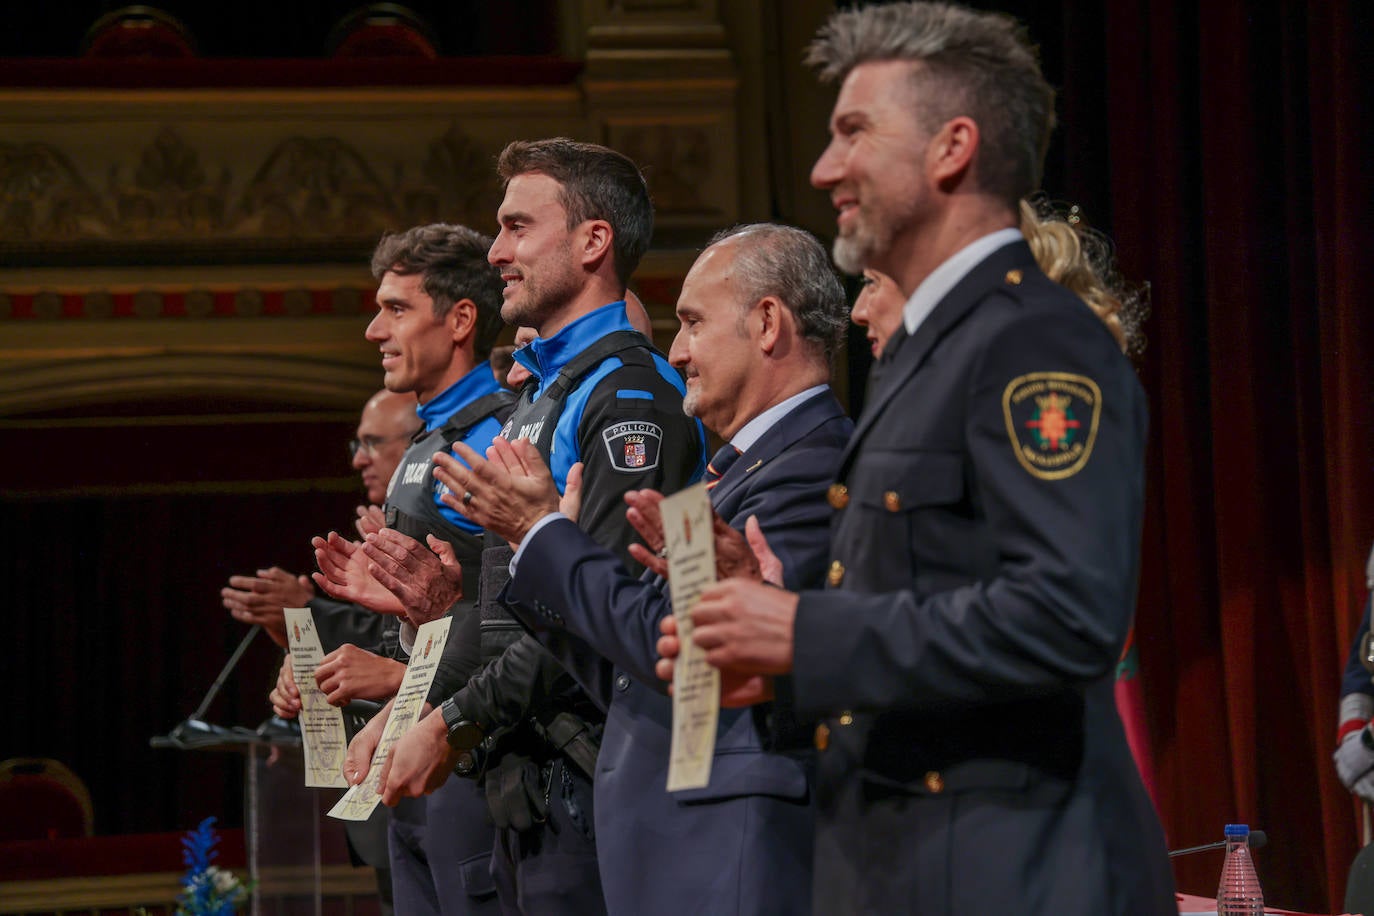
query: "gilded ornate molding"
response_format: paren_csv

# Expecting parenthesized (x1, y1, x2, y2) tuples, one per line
(0, 121, 507, 256)
(0, 5, 745, 416)
(0, 285, 373, 320)
(0, 140, 107, 242)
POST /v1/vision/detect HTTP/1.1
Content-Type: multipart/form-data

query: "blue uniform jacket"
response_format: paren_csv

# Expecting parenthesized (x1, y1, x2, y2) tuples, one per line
(411, 362, 505, 534)
(440, 301, 704, 732)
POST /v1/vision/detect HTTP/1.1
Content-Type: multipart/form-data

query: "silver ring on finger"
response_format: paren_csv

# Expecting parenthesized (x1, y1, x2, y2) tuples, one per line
(462, 491, 474, 506)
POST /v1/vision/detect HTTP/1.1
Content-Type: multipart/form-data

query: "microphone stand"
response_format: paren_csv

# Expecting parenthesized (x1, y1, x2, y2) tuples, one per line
(151, 625, 263, 750)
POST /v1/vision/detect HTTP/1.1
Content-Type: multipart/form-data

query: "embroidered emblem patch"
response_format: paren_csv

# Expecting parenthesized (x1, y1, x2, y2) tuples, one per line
(1001, 372, 1102, 479)
(602, 420, 663, 473)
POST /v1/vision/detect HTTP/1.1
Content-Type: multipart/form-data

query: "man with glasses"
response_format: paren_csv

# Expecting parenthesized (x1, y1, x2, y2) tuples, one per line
(347, 413, 415, 507)
(223, 388, 415, 649)
(227, 386, 415, 912)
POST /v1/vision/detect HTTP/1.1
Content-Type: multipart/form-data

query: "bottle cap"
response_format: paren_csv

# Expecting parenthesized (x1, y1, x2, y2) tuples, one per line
(1224, 824, 1250, 837)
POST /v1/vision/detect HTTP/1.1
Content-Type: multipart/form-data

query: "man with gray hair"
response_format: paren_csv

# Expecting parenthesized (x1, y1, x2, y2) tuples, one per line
(656, 3, 1176, 912)
(432, 222, 852, 914)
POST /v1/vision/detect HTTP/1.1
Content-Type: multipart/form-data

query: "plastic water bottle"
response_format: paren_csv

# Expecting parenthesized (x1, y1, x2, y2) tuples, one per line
(1217, 823, 1265, 915)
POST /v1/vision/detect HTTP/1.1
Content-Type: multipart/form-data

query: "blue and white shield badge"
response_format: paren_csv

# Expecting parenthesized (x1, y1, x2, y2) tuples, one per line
(602, 420, 663, 473)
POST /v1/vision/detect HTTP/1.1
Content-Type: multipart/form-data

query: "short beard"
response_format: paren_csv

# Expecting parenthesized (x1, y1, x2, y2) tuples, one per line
(681, 388, 700, 418)
(500, 240, 582, 332)
(832, 222, 881, 275)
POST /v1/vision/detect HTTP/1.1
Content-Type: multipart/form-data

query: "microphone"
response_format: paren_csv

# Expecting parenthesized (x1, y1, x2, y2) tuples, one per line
(1168, 829, 1267, 858)
(151, 625, 263, 750)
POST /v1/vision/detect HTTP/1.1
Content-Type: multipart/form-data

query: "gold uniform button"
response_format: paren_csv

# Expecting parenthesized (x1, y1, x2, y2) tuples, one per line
(827, 483, 850, 509)
(883, 490, 901, 512)
(814, 723, 830, 751)
(838, 711, 853, 726)
(1005, 269, 1023, 285)
(924, 771, 945, 794)
(827, 560, 845, 587)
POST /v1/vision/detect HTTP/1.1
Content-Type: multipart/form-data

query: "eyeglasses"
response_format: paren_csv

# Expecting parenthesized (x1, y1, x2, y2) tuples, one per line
(347, 433, 408, 459)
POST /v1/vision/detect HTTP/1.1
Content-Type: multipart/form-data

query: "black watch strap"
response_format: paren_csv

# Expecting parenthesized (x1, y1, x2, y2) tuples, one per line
(440, 698, 484, 751)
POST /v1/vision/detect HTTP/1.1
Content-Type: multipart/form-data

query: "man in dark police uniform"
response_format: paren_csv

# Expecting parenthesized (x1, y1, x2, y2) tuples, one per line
(658, 3, 1177, 913)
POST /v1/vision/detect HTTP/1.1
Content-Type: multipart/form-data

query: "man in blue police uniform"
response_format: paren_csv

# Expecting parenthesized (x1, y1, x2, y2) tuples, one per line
(657, 4, 1176, 913)
(435, 223, 852, 915)
(315, 223, 512, 915)
(347, 138, 704, 915)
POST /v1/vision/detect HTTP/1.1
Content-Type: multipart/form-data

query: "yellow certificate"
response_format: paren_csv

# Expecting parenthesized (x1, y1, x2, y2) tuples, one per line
(328, 616, 452, 821)
(662, 482, 720, 792)
(283, 607, 348, 788)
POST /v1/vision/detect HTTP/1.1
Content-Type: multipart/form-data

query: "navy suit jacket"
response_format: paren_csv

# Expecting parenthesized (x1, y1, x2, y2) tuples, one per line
(787, 242, 1175, 914)
(504, 390, 852, 916)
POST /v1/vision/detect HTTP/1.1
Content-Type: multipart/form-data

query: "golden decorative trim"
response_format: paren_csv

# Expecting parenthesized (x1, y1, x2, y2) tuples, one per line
(0, 352, 380, 415)
(0, 476, 360, 501)
(0, 410, 355, 431)
(0, 864, 377, 912)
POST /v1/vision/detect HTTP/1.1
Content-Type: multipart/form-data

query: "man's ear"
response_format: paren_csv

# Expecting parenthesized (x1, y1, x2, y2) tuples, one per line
(578, 219, 614, 273)
(447, 298, 478, 344)
(755, 296, 786, 355)
(929, 116, 979, 189)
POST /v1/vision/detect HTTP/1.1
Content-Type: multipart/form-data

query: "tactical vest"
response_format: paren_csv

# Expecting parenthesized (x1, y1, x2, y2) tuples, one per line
(478, 330, 659, 660)
(385, 389, 516, 574)
(499, 330, 658, 458)
(479, 331, 661, 779)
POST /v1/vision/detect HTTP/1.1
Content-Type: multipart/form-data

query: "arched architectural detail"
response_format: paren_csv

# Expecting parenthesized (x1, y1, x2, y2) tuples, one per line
(1, 352, 378, 416)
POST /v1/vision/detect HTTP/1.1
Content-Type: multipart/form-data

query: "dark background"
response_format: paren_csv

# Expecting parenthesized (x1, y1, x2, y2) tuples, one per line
(0, 2, 559, 57)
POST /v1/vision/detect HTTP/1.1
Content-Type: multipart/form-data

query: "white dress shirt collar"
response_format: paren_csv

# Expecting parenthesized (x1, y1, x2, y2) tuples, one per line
(729, 384, 830, 455)
(902, 227, 1025, 335)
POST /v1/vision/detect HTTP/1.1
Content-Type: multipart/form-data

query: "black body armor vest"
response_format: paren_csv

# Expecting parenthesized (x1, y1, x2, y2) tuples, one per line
(384, 389, 516, 573)
(478, 331, 658, 661)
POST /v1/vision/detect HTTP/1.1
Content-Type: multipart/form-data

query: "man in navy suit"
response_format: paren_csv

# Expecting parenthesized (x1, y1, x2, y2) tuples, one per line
(657, 4, 1176, 913)
(438, 223, 852, 915)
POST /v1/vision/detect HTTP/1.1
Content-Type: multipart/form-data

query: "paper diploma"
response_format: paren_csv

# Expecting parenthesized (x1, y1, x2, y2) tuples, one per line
(663, 482, 720, 792)
(283, 607, 348, 788)
(328, 616, 452, 821)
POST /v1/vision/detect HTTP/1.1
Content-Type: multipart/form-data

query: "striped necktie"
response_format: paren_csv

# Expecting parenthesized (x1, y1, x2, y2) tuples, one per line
(704, 444, 743, 490)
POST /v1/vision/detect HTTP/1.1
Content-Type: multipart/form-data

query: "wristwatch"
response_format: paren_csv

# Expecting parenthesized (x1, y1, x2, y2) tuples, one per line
(440, 697, 484, 750)
(439, 698, 485, 775)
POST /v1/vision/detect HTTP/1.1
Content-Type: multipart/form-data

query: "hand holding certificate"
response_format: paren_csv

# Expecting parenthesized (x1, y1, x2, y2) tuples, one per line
(661, 483, 720, 792)
(328, 616, 452, 821)
(283, 608, 348, 788)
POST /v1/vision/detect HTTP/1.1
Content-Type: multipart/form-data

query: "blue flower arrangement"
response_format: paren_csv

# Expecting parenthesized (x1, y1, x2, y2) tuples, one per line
(174, 817, 250, 915)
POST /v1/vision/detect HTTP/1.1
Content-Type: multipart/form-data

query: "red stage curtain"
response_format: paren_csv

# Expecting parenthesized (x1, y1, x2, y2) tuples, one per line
(1099, 0, 1374, 907)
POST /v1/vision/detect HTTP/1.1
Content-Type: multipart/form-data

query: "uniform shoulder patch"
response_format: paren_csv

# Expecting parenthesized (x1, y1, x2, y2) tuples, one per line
(602, 420, 663, 472)
(1001, 372, 1102, 480)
